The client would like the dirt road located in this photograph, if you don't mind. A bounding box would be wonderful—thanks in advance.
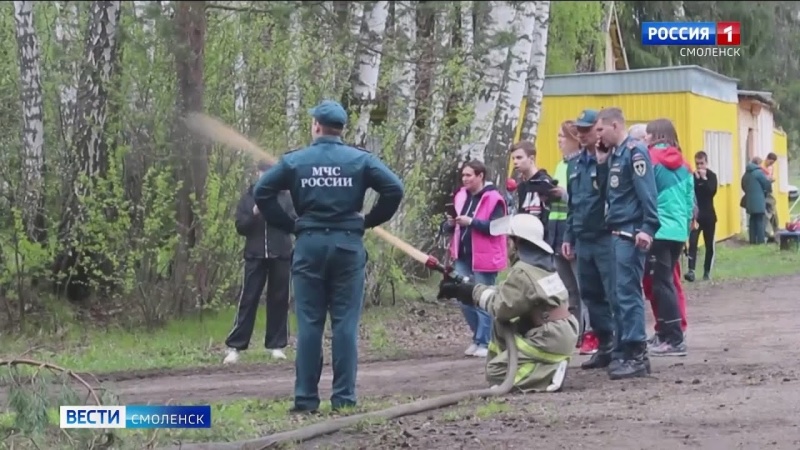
[7,274,800,449]
[106,274,800,449]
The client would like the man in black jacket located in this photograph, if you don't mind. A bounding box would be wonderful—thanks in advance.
[224,160,298,364]
[685,151,718,282]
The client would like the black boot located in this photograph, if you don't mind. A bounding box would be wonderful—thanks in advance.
[580,332,613,370]
[608,342,650,380]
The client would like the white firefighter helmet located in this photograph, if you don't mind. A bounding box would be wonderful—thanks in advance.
[489,214,553,254]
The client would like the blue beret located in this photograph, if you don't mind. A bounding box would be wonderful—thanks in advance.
[308,100,348,128]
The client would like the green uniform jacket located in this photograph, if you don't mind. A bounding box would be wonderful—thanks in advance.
[472,261,579,393]
[741,162,772,214]
[649,143,695,242]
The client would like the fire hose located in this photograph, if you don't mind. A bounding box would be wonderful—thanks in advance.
[161,114,522,450]
[163,247,520,450]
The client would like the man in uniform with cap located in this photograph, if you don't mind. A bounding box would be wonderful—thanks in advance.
[254,99,404,413]
[437,213,579,393]
[562,109,619,371]
[595,107,659,380]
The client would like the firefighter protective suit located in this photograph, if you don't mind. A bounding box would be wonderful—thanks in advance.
[438,214,580,393]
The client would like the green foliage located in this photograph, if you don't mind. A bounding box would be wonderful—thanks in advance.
[547,2,605,74]
[618,1,800,159]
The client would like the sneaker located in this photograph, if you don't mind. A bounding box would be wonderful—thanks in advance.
[647,334,661,348]
[546,360,569,392]
[464,343,479,356]
[223,347,240,364]
[269,349,287,360]
[473,347,488,358]
[579,332,598,355]
[684,270,696,282]
[650,341,687,357]
[702,273,710,281]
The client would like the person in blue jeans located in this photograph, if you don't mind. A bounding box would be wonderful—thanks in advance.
[452,260,498,356]
[442,160,508,357]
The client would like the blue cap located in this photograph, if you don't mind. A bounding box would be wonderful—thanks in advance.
[308,100,348,128]
[575,109,599,128]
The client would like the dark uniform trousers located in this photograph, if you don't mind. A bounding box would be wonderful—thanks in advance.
[293,228,367,411]
[226,257,291,351]
[611,224,648,344]
[575,234,621,358]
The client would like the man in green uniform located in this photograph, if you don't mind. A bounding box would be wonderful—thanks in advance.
[437,214,579,393]
[254,100,404,413]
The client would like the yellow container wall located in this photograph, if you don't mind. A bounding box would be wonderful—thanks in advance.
[773,129,790,224]
[685,94,740,240]
[514,92,740,242]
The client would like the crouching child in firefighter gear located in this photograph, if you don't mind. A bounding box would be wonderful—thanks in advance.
[437,214,579,393]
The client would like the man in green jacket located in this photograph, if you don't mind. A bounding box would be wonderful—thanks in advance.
[741,156,772,244]
[642,120,694,357]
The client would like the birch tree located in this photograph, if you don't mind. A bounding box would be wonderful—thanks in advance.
[520,1,551,143]
[54,0,122,299]
[285,6,302,145]
[485,2,537,183]
[352,0,389,148]
[426,7,454,156]
[388,0,418,162]
[458,1,516,163]
[13,0,46,242]
[53,1,80,147]
[335,1,365,98]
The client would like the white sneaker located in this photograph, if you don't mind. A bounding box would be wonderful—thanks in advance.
[223,348,240,364]
[464,344,479,356]
[269,349,287,360]
[472,347,488,358]
[546,360,569,392]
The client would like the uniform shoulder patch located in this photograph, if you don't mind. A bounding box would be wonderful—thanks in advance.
[537,273,566,298]
[632,150,648,176]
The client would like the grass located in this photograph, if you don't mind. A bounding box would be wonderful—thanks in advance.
[2,239,798,375]
[0,396,404,449]
[0,302,417,375]
[684,238,800,281]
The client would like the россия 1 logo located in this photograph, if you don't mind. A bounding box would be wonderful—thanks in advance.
[641,21,741,57]
[641,22,740,45]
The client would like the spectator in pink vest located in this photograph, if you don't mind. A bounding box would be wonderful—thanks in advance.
[441,160,508,357]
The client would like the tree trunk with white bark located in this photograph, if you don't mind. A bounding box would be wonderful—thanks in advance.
[485,2,536,184]
[388,0,418,167]
[457,1,516,166]
[520,1,551,143]
[54,0,122,301]
[285,5,302,147]
[13,0,46,242]
[352,0,389,148]
[335,1,365,99]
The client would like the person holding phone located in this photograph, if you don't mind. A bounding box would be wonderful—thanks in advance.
[563,110,617,372]
[440,160,508,358]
